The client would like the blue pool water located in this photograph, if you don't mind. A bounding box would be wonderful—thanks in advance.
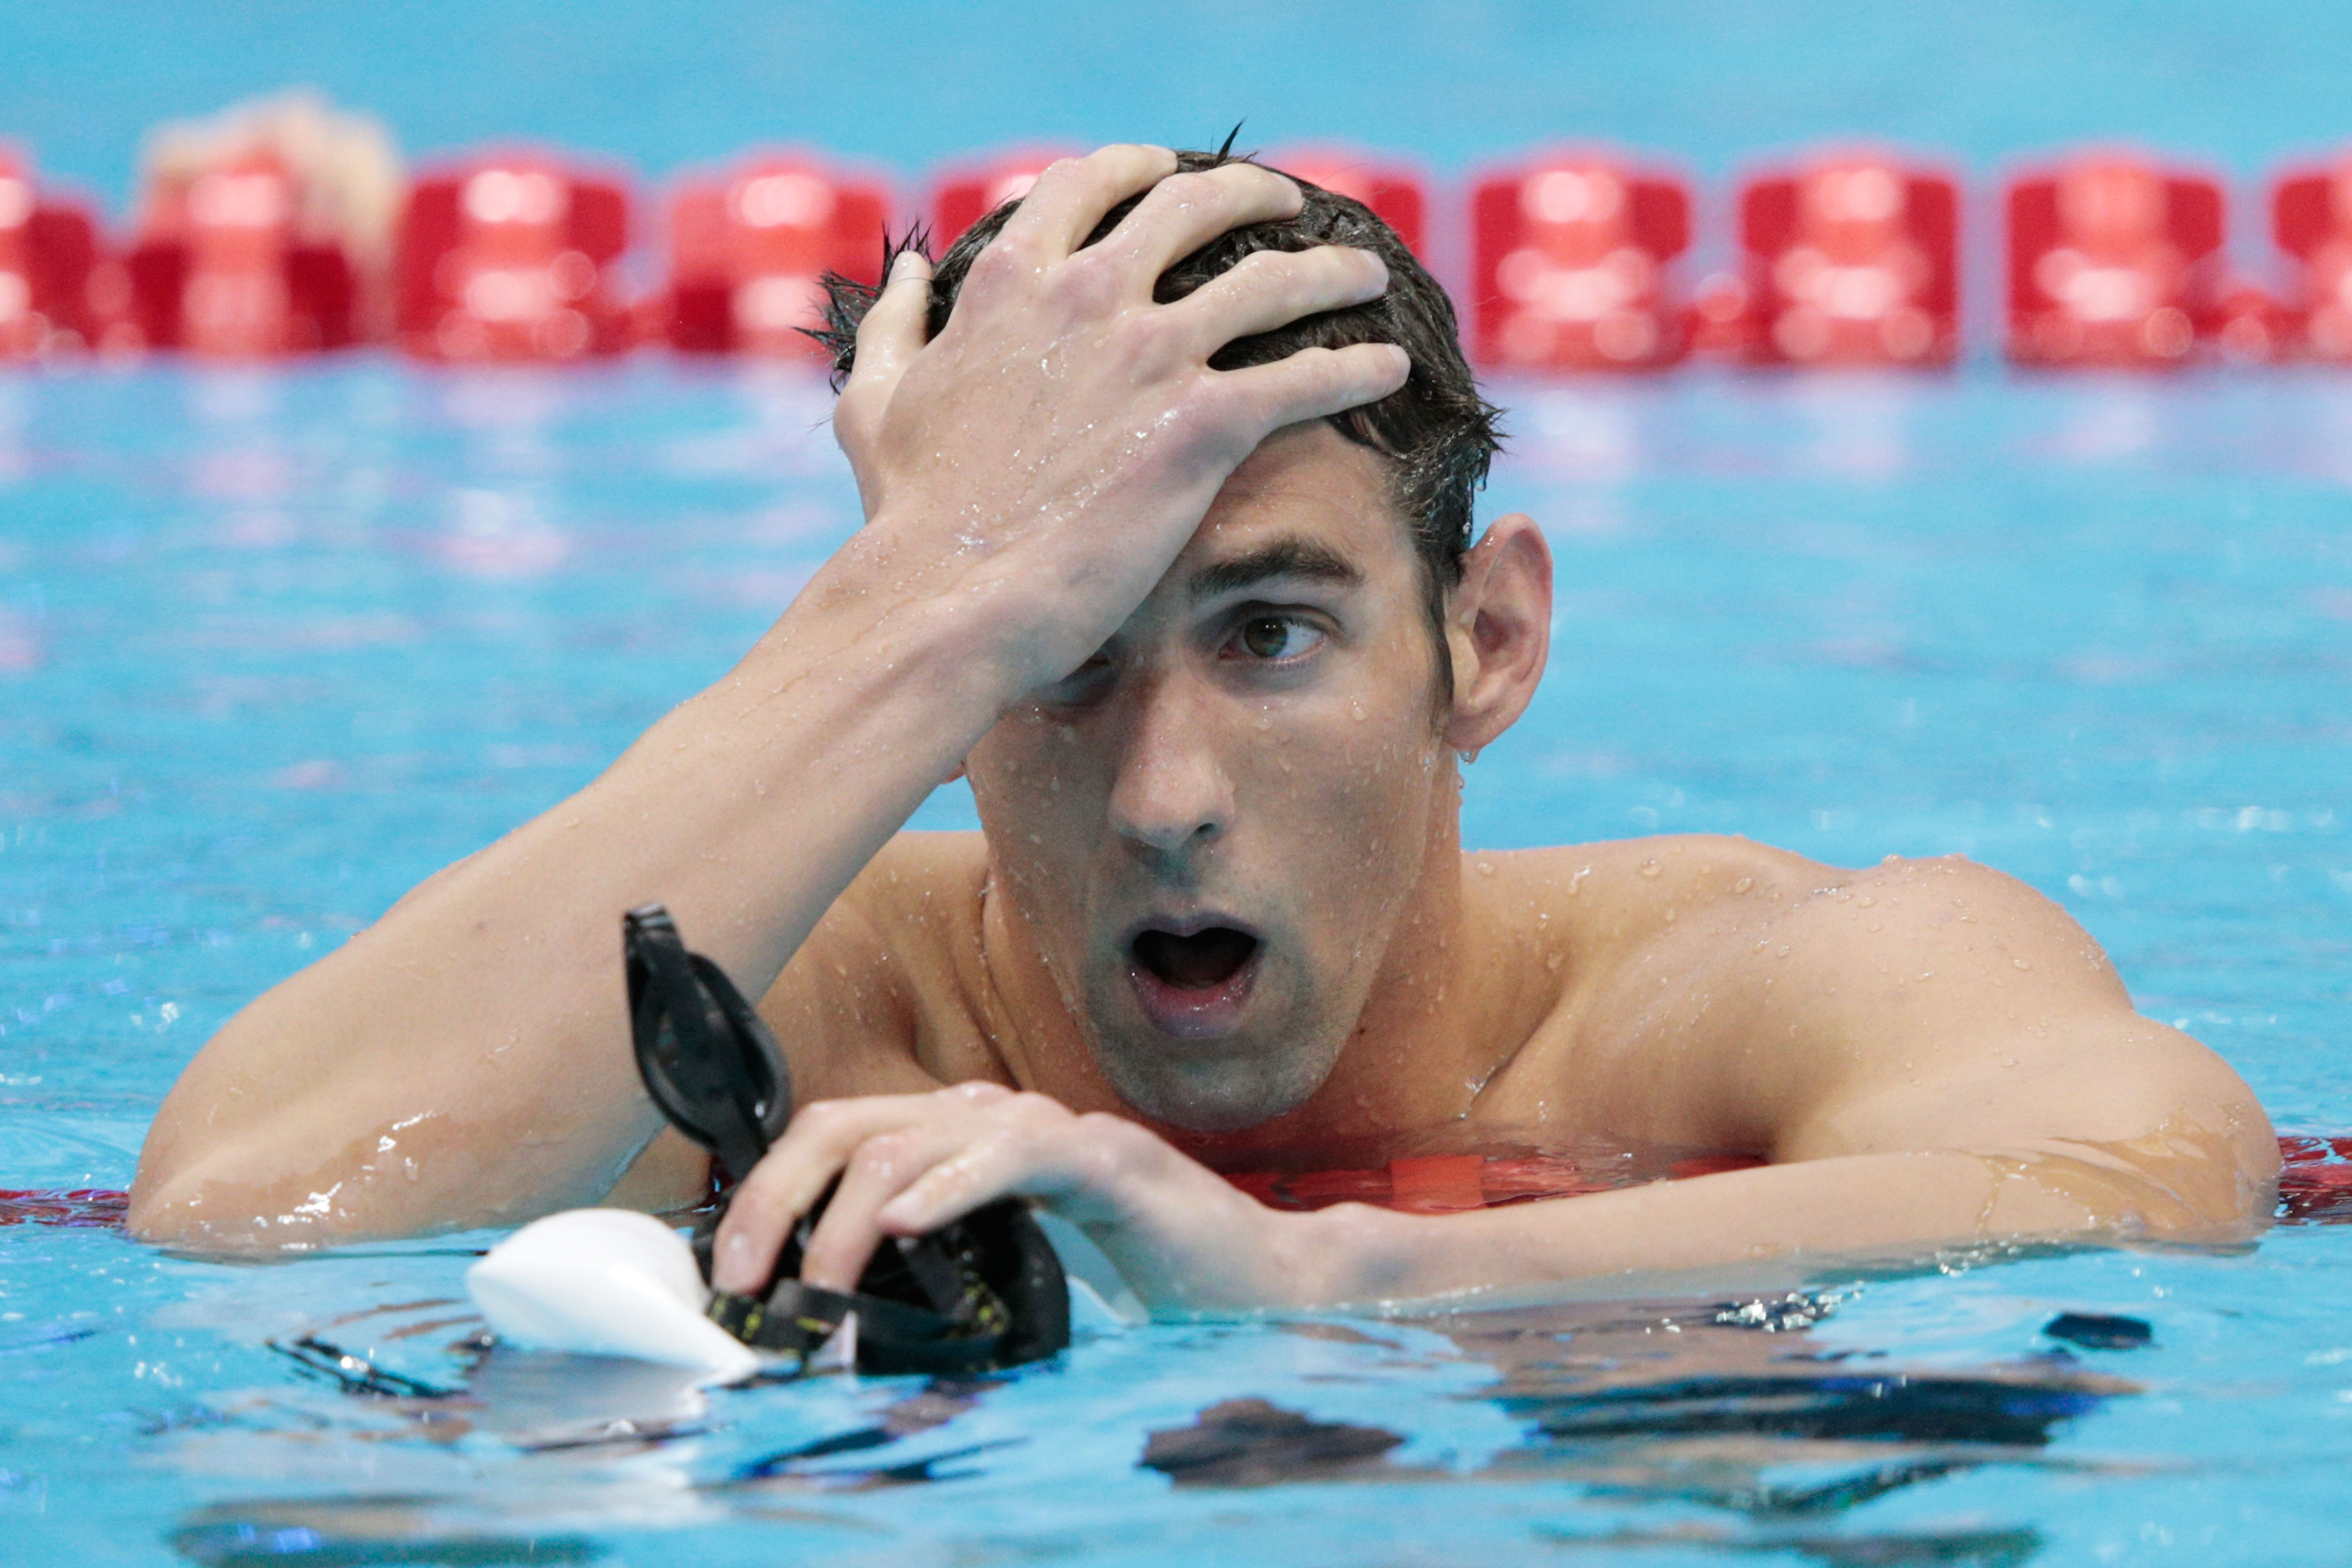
[4,359,2352,1564]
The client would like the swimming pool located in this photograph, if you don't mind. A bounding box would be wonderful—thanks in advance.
[4,359,2349,1563]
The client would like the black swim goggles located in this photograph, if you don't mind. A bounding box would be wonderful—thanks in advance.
[624,903,1068,1376]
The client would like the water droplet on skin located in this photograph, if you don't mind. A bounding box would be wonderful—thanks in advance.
[1664,907,1677,923]
[2013,958,2030,970]
[1476,860,1495,877]
[1867,921,1881,932]
[1858,896,1876,908]
[1733,877,1754,894]
[2001,1057,2019,1068]
[1567,867,1591,896]
[1639,859,1661,878]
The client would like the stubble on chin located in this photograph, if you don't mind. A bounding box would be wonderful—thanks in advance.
[1081,989,1350,1134]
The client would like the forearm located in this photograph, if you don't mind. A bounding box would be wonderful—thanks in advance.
[1292,1146,2257,1311]
[131,552,1017,1247]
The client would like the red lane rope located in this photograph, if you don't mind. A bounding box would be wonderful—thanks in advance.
[7,1137,2346,1231]
[0,1188,131,1229]
[1229,1137,2352,1223]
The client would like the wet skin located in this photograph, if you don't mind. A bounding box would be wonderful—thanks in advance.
[130,146,2277,1310]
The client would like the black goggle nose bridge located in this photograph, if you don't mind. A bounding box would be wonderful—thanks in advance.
[624,903,790,1186]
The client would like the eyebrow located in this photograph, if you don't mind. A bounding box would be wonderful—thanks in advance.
[1187,537,1364,602]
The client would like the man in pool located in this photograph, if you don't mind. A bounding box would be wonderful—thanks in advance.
[130,146,2277,1309]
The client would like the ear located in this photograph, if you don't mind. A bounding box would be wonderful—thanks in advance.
[1441,514,1552,755]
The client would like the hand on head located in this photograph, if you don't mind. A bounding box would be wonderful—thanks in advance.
[825,145,1411,699]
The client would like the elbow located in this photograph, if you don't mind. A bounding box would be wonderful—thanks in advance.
[125,1162,218,1248]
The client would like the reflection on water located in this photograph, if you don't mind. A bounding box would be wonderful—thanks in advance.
[152,1282,2145,1566]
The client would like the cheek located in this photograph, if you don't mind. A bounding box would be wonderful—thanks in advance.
[967,720,1102,882]
[1240,689,1442,883]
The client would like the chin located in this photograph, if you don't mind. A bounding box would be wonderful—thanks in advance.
[1084,1007,1348,1134]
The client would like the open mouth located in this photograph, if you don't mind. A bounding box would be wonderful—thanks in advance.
[1125,922,1263,1039]
[1132,926,1260,990]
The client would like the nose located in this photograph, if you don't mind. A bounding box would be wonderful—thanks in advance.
[1105,667,1234,862]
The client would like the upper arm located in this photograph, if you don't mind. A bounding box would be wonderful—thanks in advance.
[1735,856,2277,1225]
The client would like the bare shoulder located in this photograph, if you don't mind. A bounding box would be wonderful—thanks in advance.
[1483,838,2275,1206]
[757,832,1000,1099]
[1490,833,2112,994]
[1480,833,1826,956]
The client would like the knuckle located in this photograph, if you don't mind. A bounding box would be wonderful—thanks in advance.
[726,1176,784,1223]
[965,239,1028,291]
[1009,1090,1069,1126]
[1053,251,1123,312]
[1153,168,1210,200]
[1074,1110,1141,1153]
[795,1098,850,1135]
[1119,309,1186,366]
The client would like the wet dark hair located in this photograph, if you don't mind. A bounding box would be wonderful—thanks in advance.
[812,146,1504,657]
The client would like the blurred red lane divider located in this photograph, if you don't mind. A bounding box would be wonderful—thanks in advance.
[395,152,632,363]
[8,1135,2342,1231]
[2005,152,2227,370]
[1470,151,1694,372]
[0,146,103,358]
[22,124,2352,371]
[1725,152,1960,369]
[661,150,888,359]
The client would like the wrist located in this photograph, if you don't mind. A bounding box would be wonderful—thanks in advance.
[1279,1201,1417,1310]
[774,514,1050,708]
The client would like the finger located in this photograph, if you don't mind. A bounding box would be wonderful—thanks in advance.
[797,1115,1019,1290]
[709,1082,1009,1294]
[1214,341,1413,435]
[1100,162,1305,278]
[846,247,934,395]
[834,248,934,474]
[996,144,1177,259]
[870,1128,1057,1240]
[1171,245,1390,352]
[794,1127,939,1290]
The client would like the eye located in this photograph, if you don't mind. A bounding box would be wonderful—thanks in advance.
[1230,614,1326,662]
[1036,646,1117,707]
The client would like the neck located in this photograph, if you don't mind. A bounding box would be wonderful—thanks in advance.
[975,773,1525,1170]
[1162,786,1499,1168]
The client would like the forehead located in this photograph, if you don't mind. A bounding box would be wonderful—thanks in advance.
[1174,422,1416,583]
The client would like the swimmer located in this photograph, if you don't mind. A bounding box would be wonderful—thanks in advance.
[129,146,2278,1309]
